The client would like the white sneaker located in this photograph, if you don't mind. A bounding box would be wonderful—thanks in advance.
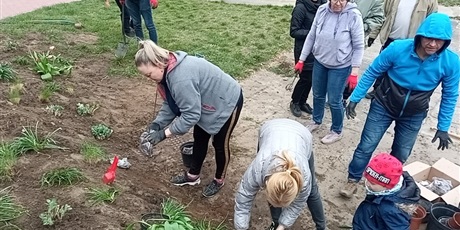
[306,121,321,132]
[321,131,343,144]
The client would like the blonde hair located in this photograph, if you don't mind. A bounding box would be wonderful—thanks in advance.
[265,151,303,207]
[135,40,170,68]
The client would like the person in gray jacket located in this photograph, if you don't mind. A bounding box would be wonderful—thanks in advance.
[136,40,243,197]
[234,118,325,230]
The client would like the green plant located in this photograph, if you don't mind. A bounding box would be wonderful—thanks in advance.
[80,142,106,164]
[40,167,85,186]
[3,40,18,51]
[12,123,63,154]
[8,83,23,105]
[76,103,99,116]
[29,50,73,81]
[0,187,26,222]
[39,81,61,102]
[91,124,113,140]
[193,219,227,230]
[87,187,119,204]
[39,198,72,226]
[12,55,31,66]
[0,143,20,181]
[46,104,64,117]
[141,199,194,230]
[0,63,17,82]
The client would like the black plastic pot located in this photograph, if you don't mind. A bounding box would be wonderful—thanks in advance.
[426,202,460,230]
[418,198,433,223]
[180,141,194,168]
[140,213,169,230]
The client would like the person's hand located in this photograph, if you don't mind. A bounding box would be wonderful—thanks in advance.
[147,129,166,145]
[431,130,453,150]
[294,61,304,73]
[147,122,160,133]
[150,0,158,9]
[346,102,358,119]
[347,74,358,91]
[139,131,154,157]
[368,38,375,47]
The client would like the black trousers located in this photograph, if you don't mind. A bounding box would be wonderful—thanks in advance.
[291,70,313,104]
[189,92,243,179]
[115,0,133,33]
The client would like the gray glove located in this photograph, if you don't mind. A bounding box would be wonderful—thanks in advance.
[139,131,154,157]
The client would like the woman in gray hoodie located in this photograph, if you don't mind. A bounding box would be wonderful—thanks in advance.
[136,40,243,198]
[294,0,364,144]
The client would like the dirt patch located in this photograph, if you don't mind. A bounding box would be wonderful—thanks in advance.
[65,33,99,45]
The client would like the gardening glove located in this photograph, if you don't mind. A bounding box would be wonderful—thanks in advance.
[347,74,358,91]
[139,131,155,157]
[147,129,166,146]
[346,101,358,119]
[294,61,304,73]
[150,0,159,9]
[431,130,453,150]
[368,38,375,47]
[147,122,160,133]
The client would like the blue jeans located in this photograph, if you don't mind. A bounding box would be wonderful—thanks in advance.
[269,153,326,230]
[125,0,158,43]
[312,60,351,133]
[348,100,427,181]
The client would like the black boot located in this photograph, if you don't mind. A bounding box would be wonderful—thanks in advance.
[299,103,313,114]
[267,222,279,230]
[290,102,302,117]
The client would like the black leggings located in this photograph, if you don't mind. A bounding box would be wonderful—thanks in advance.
[291,70,313,104]
[189,92,243,179]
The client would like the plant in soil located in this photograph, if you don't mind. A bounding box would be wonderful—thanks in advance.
[0,187,26,223]
[3,40,18,51]
[87,187,119,205]
[0,62,17,82]
[140,199,194,230]
[193,219,227,230]
[80,142,106,164]
[91,124,113,140]
[39,81,61,102]
[39,198,72,226]
[12,55,31,66]
[8,83,23,104]
[12,123,63,154]
[46,104,65,117]
[76,103,99,116]
[40,167,85,187]
[29,50,73,81]
[0,142,20,181]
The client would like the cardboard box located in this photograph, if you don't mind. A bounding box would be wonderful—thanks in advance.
[403,158,460,206]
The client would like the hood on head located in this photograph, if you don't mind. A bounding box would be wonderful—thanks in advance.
[415,13,452,54]
[327,1,357,13]
[386,172,421,204]
[296,0,327,11]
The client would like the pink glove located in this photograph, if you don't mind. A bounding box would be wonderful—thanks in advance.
[294,61,304,73]
[347,74,358,90]
[150,0,158,9]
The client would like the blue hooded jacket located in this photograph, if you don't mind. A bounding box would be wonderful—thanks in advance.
[352,172,421,230]
[350,13,460,131]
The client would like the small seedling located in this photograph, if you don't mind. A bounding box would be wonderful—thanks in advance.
[80,142,106,164]
[12,123,63,154]
[8,83,23,104]
[0,62,17,82]
[3,40,18,51]
[76,103,99,116]
[0,187,26,222]
[29,50,73,81]
[0,142,20,181]
[91,124,113,140]
[39,81,60,102]
[46,105,64,117]
[12,56,31,66]
[193,219,227,230]
[40,167,85,187]
[39,198,72,226]
[87,187,119,204]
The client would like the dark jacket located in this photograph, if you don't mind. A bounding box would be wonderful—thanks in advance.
[349,13,459,131]
[352,172,421,230]
[290,0,326,71]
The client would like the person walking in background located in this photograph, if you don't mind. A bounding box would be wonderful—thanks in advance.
[294,0,364,144]
[340,13,459,198]
[234,118,325,230]
[121,0,158,43]
[136,40,243,197]
[289,0,327,117]
[342,0,384,107]
[352,153,421,230]
[364,0,438,99]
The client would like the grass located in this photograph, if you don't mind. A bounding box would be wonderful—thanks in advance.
[438,0,459,6]
[0,143,20,181]
[0,187,26,223]
[0,63,17,82]
[40,167,85,186]
[87,187,119,205]
[0,0,292,79]
[12,123,63,154]
[80,142,106,164]
[39,81,61,102]
[8,83,23,104]
[12,56,31,66]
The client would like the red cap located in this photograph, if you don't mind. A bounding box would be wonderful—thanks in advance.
[364,153,403,189]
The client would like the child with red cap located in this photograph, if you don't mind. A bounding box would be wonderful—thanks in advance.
[352,153,421,229]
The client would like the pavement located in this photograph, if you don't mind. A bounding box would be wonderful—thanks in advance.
[0,0,80,20]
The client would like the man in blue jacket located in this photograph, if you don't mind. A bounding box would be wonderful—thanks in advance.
[340,13,460,198]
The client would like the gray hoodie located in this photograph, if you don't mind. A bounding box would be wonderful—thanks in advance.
[299,2,365,69]
[153,51,241,135]
[234,118,313,229]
